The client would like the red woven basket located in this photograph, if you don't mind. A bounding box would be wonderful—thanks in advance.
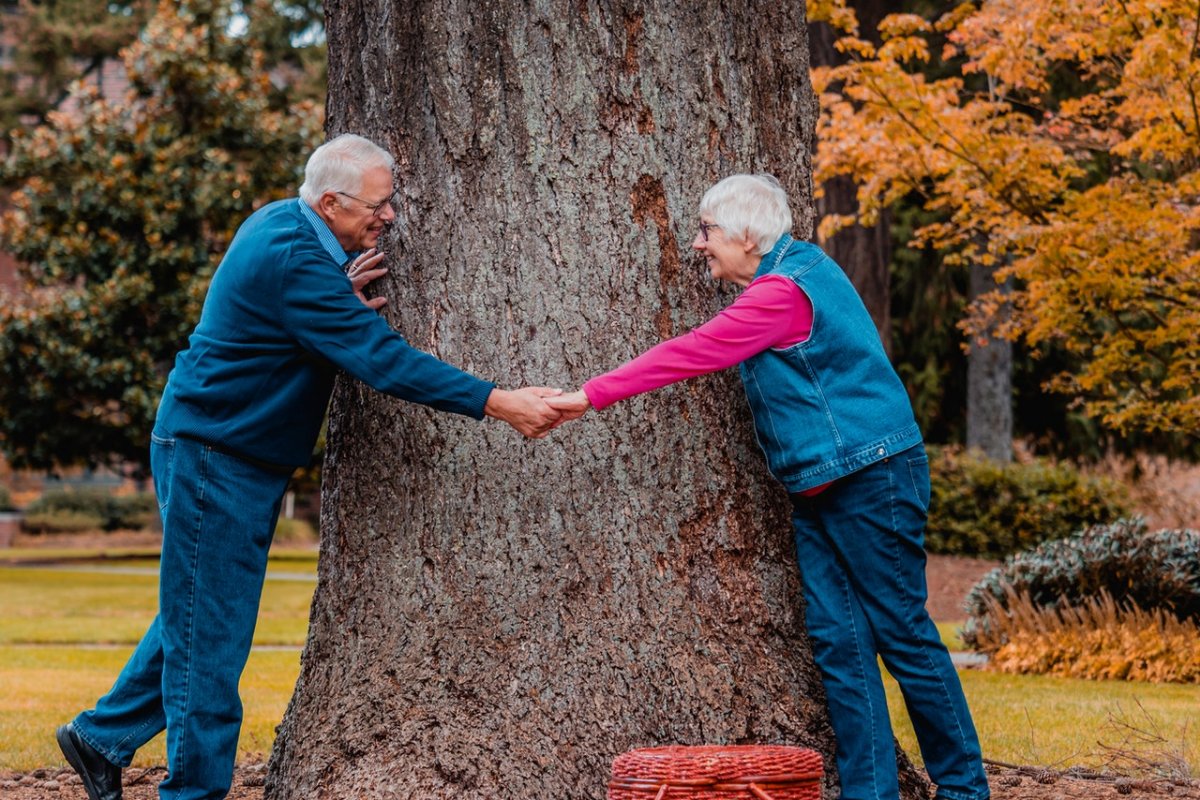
[608,745,823,800]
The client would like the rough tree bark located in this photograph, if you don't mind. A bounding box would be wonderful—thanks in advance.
[267,2,931,798]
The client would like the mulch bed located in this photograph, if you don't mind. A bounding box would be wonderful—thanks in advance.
[4,761,1198,799]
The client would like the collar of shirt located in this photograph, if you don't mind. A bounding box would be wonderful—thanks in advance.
[297,198,353,266]
[753,232,795,281]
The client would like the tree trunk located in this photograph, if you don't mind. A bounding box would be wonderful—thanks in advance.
[267,2,929,798]
[966,260,1013,462]
[814,174,893,351]
[809,1,894,352]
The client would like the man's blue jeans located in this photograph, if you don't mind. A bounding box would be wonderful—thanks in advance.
[72,432,291,799]
[790,445,989,800]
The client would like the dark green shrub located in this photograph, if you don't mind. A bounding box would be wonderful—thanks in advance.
[926,445,1130,557]
[111,493,159,531]
[22,489,158,532]
[962,518,1200,650]
[21,510,105,534]
[0,484,13,511]
[24,489,115,526]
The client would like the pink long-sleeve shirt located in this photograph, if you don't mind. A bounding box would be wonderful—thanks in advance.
[583,275,833,496]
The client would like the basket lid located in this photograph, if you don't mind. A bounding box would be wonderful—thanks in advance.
[612,745,823,783]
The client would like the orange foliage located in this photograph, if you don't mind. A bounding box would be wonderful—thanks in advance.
[811,0,1200,437]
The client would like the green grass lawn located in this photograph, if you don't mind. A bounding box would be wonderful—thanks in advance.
[0,553,315,770]
[936,620,965,651]
[0,644,299,769]
[885,668,1200,777]
[1,550,1197,778]
[0,560,316,646]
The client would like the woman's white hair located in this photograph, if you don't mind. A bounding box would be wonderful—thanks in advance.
[298,133,395,205]
[699,173,792,255]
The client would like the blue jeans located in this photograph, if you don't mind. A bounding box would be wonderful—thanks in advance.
[790,445,988,800]
[72,432,291,799]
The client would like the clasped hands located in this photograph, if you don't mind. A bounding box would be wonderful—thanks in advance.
[485,388,590,439]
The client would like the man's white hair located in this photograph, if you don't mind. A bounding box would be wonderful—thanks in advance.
[699,173,792,255]
[298,133,395,205]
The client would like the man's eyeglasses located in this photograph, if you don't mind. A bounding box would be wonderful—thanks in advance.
[336,189,398,217]
[698,221,721,241]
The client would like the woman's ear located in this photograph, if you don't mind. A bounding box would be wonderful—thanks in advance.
[741,232,758,254]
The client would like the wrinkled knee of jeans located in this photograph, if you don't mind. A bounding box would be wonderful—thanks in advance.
[806,623,871,668]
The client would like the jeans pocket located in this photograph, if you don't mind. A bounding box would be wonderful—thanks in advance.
[150,433,176,512]
[906,454,931,514]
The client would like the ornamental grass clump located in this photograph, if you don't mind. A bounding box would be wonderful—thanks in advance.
[962,518,1200,682]
[969,588,1200,683]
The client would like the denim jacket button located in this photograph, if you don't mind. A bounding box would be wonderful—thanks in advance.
[877,447,885,455]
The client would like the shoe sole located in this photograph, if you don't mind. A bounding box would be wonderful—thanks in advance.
[55,725,109,800]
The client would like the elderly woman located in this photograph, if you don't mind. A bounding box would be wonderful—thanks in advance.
[549,174,990,800]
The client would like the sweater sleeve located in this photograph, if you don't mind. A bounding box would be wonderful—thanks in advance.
[583,275,813,410]
[280,253,495,419]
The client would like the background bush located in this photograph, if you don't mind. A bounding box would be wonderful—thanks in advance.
[962,518,1200,650]
[21,489,158,534]
[926,445,1130,557]
[21,510,106,534]
[109,493,159,531]
[0,484,13,511]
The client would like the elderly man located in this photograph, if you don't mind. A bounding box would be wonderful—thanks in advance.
[55,133,561,800]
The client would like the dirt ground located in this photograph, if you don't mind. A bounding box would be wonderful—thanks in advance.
[3,554,1196,799]
[3,761,1199,799]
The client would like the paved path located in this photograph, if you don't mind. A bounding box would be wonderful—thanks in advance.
[8,641,303,651]
[950,651,988,668]
[3,563,315,581]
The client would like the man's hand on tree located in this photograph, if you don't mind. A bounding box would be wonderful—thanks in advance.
[347,248,389,310]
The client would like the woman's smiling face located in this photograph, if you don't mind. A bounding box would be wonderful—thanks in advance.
[691,216,761,287]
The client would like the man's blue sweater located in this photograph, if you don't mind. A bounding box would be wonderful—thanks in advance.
[155,199,495,468]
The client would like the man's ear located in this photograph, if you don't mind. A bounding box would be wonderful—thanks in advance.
[318,192,341,217]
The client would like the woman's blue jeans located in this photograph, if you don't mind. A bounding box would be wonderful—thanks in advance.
[71,432,291,799]
[790,445,989,800]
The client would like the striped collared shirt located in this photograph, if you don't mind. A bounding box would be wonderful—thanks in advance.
[297,198,352,266]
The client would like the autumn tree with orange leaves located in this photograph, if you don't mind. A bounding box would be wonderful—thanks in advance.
[811,0,1200,439]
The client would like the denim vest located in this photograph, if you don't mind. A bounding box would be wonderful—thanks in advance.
[739,235,922,492]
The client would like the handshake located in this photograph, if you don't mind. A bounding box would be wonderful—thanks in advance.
[484,387,593,439]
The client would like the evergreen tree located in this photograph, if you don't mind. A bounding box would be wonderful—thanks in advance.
[0,0,323,473]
